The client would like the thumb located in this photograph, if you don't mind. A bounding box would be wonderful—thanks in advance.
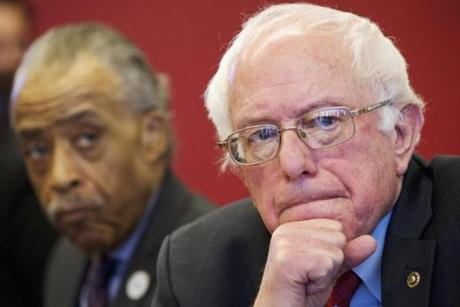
[344,235,377,268]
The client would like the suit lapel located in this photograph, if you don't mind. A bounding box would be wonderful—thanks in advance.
[46,239,88,307]
[382,157,435,307]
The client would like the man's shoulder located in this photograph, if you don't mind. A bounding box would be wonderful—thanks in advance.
[155,199,269,306]
[182,198,258,225]
[153,171,215,232]
[428,154,460,177]
[427,154,460,201]
[165,198,269,262]
[171,198,267,243]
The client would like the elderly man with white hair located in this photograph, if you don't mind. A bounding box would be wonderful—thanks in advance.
[152,3,460,307]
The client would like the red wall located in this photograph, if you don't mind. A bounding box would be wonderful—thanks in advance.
[28,0,460,205]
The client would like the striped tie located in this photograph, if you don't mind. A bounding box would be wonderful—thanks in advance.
[86,256,117,307]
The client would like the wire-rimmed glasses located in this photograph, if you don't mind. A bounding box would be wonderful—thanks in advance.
[218,99,392,166]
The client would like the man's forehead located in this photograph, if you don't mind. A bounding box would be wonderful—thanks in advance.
[15,52,122,109]
[15,96,109,131]
[20,52,119,96]
[241,35,350,80]
[13,64,126,132]
[229,36,363,122]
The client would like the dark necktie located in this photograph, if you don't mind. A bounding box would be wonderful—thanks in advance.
[325,270,361,307]
[86,256,117,307]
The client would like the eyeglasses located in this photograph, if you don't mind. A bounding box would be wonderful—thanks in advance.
[218,99,392,166]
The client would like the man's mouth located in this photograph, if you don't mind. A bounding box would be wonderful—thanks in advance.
[46,194,104,225]
[54,205,101,225]
[279,191,347,212]
[278,195,349,224]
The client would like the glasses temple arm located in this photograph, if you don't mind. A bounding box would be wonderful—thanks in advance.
[350,99,393,116]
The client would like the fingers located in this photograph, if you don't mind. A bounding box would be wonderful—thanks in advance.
[272,219,347,249]
[254,219,349,307]
[254,219,377,307]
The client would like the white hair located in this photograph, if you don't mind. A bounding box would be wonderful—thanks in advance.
[205,3,424,166]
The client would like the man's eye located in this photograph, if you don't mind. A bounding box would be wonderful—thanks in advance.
[314,115,339,129]
[249,127,278,142]
[75,132,99,148]
[302,114,341,131]
[25,142,49,160]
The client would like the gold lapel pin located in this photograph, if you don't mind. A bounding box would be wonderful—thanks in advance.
[406,271,421,288]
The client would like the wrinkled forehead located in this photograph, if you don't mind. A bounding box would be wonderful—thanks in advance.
[11,52,126,130]
[235,32,353,87]
[228,34,368,118]
[14,52,122,113]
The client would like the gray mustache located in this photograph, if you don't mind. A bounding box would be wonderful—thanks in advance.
[46,194,104,224]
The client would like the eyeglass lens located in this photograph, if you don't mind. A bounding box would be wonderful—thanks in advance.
[228,107,355,165]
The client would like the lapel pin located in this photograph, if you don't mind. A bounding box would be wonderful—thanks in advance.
[126,270,150,300]
[406,271,421,288]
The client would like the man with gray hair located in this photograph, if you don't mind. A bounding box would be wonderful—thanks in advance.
[10,23,214,307]
[153,3,460,307]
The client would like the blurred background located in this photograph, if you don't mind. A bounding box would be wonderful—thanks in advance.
[27,0,460,205]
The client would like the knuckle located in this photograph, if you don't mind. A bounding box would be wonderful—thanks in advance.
[318,256,335,275]
[269,237,294,264]
[307,255,335,285]
[272,248,292,265]
[330,220,343,231]
[335,231,347,247]
[334,248,345,265]
[272,223,293,237]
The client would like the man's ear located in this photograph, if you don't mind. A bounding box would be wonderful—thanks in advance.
[140,110,170,163]
[393,104,424,176]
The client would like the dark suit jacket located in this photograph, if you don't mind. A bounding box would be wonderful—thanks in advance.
[153,155,460,307]
[0,107,57,307]
[44,171,214,307]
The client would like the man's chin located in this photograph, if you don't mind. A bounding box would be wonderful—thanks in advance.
[68,231,113,254]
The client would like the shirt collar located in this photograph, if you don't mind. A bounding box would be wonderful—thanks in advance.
[352,210,393,302]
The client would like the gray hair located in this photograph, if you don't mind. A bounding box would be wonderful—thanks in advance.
[11,22,169,114]
[205,3,424,161]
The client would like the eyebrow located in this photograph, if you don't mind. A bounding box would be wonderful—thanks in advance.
[54,109,102,127]
[18,128,45,140]
[235,97,344,129]
[18,110,102,140]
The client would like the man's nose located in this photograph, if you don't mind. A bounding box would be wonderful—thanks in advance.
[277,129,318,180]
[48,143,81,194]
